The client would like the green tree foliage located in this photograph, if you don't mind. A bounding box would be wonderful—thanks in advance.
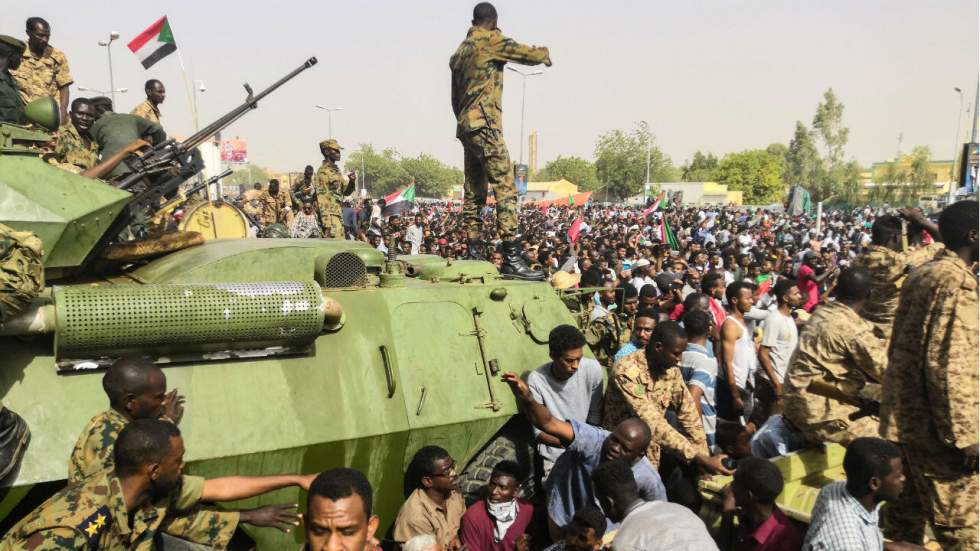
[813,89,850,167]
[681,151,720,182]
[224,163,272,187]
[532,155,599,190]
[870,146,937,206]
[344,145,462,197]
[594,124,677,199]
[785,121,825,196]
[715,149,786,203]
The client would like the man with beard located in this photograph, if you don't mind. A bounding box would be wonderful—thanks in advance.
[1,419,314,549]
[613,308,657,363]
[9,17,72,123]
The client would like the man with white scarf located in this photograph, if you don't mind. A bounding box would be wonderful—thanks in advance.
[459,461,533,551]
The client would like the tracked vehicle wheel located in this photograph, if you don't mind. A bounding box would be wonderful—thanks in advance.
[458,416,540,505]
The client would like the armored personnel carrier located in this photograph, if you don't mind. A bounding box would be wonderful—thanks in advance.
[0,58,571,549]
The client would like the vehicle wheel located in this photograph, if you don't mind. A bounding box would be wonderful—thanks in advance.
[457,416,540,505]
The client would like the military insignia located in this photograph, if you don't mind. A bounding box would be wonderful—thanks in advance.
[625,365,641,379]
[78,505,111,544]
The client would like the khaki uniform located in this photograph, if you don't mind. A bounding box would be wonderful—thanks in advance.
[450,26,550,240]
[782,301,886,445]
[315,161,351,239]
[851,242,943,336]
[880,249,979,549]
[9,45,72,105]
[52,122,98,172]
[257,190,292,227]
[0,471,237,550]
[65,408,239,547]
[130,99,161,125]
[603,350,708,467]
[585,306,624,369]
[0,223,44,322]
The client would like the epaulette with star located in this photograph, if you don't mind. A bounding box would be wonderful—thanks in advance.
[77,505,111,544]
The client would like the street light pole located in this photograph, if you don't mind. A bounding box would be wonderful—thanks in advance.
[97,32,120,107]
[192,80,206,131]
[314,105,345,138]
[506,67,543,165]
[78,85,128,96]
[949,87,965,202]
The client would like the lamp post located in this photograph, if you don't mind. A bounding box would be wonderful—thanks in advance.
[77,85,128,96]
[314,105,344,138]
[96,31,121,107]
[506,66,543,165]
[192,80,206,131]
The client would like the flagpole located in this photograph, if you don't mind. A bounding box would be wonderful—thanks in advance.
[175,48,198,132]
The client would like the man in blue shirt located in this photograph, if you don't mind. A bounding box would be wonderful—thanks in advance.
[501,372,666,539]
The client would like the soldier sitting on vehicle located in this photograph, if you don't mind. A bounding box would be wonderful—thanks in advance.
[2,419,315,549]
[87,95,167,180]
[47,97,150,179]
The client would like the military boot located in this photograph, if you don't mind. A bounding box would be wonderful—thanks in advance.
[465,239,487,261]
[0,408,30,481]
[500,240,546,281]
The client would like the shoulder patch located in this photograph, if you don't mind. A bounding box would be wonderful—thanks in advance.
[78,505,112,544]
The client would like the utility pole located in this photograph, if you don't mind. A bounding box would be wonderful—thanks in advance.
[97,31,120,107]
[506,67,543,164]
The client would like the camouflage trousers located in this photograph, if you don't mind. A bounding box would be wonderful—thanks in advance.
[885,445,979,550]
[0,223,44,322]
[316,200,344,239]
[459,128,518,240]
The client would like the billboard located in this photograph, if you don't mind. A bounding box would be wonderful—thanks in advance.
[220,138,248,163]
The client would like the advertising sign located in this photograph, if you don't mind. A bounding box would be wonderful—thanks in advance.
[220,138,248,163]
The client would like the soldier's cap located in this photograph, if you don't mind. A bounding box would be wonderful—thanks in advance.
[0,35,26,56]
[319,138,343,151]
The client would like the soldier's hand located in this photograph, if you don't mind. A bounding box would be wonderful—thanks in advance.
[240,504,301,533]
[696,453,735,476]
[961,444,979,472]
[501,372,533,402]
[162,389,185,425]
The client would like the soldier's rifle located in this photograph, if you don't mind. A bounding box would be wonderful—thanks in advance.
[80,57,318,271]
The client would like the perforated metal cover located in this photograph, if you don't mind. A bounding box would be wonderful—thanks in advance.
[54,281,324,359]
[320,252,368,288]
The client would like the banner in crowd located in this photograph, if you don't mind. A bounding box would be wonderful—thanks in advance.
[383,182,416,216]
[219,138,249,163]
[527,191,593,208]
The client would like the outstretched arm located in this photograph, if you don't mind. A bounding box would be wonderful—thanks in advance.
[501,372,574,443]
[201,473,317,502]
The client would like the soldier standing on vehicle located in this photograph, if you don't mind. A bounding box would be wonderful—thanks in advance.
[450,2,551,279]
[131,79,165,125]
[292,165,318,208]
[0,35,25,124]
[9,17,72,124]
[316,139,356,239]
[880,200,979,549]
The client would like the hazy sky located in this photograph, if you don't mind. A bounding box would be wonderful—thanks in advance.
[4,1,977,174]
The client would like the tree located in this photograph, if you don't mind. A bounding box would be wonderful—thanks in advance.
[532,155,600,190]
[224,163,272,188]
[681,151,719,182]
[813,89,850,167]
[400,154,463,197]
[594,124,677,199]
[715,149,785,204]
[344,145,410,196]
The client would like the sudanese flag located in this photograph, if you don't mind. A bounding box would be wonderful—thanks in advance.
[128,16,177,69]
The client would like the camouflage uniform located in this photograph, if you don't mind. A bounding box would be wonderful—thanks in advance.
[0,470,237,550]
[782,301,887,446]
[315,159,352,239]
[603,350,708,467]
[851,242,943,337]
[585,306,624,369]
[0,223,44,322]
[450,26,550,240]
[575,300,594,331]
[130,99,161,125]
[0,69,24,124]
[52,122,98,172]
[880,249,979,549]
[65,408,239,548]
[257,190,292,227]
[9,44,72,106]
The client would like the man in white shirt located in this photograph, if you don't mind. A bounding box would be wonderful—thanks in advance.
[756,279,801,421]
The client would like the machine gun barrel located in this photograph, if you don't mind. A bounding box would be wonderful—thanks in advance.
[154,169,234,215]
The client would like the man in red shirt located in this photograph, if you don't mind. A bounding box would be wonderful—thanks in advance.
[797,252,836,312]
[718,457,802,551]
[459,461,533,551]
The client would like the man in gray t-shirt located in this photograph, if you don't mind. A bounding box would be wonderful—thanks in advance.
[527,325,604,473]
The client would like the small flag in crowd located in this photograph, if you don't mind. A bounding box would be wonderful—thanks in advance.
[642,191,667,217]
[659,217,680,250]
[568,218,583,243]
[382,182,416,217]
[128,16,177,69]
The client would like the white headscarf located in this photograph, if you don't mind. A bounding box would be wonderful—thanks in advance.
[486,499,519,543]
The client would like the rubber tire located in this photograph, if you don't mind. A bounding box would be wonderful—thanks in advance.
[457,416,540,506]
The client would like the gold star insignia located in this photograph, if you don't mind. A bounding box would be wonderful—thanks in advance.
[85,522,98,536]
[95,513,106,528]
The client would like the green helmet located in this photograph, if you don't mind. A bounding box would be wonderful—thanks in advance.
[260,223,290,238]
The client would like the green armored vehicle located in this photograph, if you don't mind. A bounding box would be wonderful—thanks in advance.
[0,59,570,549]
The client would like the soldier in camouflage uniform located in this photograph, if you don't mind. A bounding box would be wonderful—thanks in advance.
[450,2,550,280]
[880,200,979,549]
[130,79,164,125]
[257,179,293,228]
[850,209,943,339]
[782,267,886,446]
[0,36,25,125]
[51,97,99,172]
[316,139,355,239]
[1,419,313,550]
[585,281,624,369]
[9,18,72,123]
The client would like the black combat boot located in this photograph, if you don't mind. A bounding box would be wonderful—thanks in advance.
[500,240,546,281]
[465,239,487,261]
[0,408,29,481]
